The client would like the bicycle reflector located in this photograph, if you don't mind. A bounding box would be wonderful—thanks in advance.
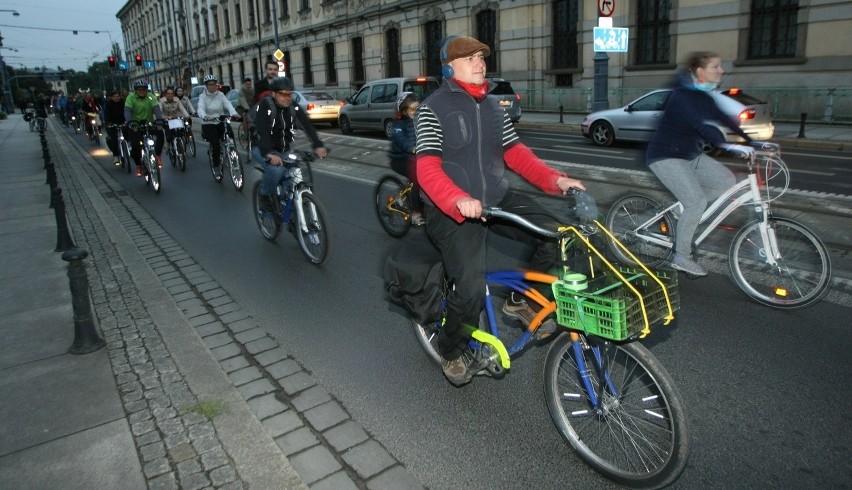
[773,286,789,297]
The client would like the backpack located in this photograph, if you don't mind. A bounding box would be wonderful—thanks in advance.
[383,232,446,324]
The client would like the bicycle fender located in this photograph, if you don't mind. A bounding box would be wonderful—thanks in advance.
[462,325,511,370]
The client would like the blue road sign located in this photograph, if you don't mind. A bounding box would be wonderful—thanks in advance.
[143,60,155,69]
[593,27,629,52]
[118,61,129,71]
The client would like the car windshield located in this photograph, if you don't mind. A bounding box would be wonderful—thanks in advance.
[490,82,515,95]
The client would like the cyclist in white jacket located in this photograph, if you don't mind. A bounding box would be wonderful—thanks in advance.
[197,74,238,168]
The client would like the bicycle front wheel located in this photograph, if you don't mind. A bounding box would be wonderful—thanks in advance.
[544,333,689,488]
[729,216,831,309]
[175,137,186,171]
[294,192,331,265]
[237,124,249,149]
[186,134,196,158]
[147,154,161,194]
[227,146,244,190]
[605,195,673,268]
[374,176,412,238]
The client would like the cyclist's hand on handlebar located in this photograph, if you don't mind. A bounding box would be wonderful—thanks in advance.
[556,176,586,194]
[456,197,483,220]
[266,153,284,166]
[720,143,755,159]
[314,147,328,159]
[203,116,215,122]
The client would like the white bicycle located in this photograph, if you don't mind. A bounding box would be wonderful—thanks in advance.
[605,142,831,309]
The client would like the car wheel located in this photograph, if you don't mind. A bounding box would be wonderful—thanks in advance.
[590,121,615,146]
[384,119,395,139]
[339,115,353,134]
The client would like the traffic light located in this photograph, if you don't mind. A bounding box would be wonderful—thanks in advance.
[108,56,116,68]
[134,54,143,66]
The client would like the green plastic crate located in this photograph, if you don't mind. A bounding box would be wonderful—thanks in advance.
[552,267,679,341]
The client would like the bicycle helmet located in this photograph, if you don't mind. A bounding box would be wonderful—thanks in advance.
[203,74,218,84]
[270,77,294,92]
[395,92,420,115]
[133,79,148,89]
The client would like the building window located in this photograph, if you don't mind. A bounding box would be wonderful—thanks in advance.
[300,0,310,13]
[211,12,217,42]
[223,8,231,37]
[252,58,259,80]
[284,50,291,77]
[748,0,798,59]
[239,60,245,82]
[636,0,671,65]
[386,28,401,78]
[325,42,337,84]
[280,0,289,18]
[235,4,242,33]
[424,20,442,78]
[476,9,497,73]
[302,46,313,85]
[248,2,255,28]
[552,0,579,86]
[352,37,365,83]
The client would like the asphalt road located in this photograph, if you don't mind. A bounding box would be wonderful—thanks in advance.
[75,128,851,489]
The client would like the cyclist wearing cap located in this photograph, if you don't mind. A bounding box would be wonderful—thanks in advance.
[250,76,327,212]
[197,74,239,170]
[124,79,165,176]
[415,35,585,386]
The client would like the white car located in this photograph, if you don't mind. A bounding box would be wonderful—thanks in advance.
[581,88,775,147]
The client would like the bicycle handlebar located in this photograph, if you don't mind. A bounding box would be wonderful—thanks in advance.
[481,188,596,239]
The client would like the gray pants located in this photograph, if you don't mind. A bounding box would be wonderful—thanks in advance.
[649,154,736,255]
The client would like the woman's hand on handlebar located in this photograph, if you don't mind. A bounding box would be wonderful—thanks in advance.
[314,147,328,159]
[556,176,585,194]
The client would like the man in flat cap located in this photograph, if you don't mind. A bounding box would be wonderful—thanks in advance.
[414,35,586,386]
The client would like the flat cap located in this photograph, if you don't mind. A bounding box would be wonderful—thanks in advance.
[443,36,491,63]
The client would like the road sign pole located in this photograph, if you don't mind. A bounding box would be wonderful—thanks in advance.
[592,51,610,112]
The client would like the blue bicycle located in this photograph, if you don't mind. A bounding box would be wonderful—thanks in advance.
[252,150,331,264]
[410,202,689,488]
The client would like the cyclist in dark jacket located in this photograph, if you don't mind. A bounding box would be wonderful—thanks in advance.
[388,91,424,225]
[250,76,327,211]
[103,90,126,166]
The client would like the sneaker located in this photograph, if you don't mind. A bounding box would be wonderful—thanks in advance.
[258,194,275,213]
[502,292,558,339]
[155,155,164,168]
[411,212,426,227]
[113,159,121,167]
[669,253,708,276]
[441,356,472,386]
[135,165,143,177]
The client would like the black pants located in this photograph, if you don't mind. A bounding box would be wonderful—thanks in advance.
[106,125,120,157]
[127,127,164,167]
[424,190,560,360]
[202,124,224,165]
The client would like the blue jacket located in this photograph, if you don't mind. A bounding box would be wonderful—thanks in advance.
[388,118,416,160]
[645,73,750,165]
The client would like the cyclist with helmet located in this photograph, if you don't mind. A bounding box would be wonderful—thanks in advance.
[124,79,165,176]
[250,76,327,212]
[197,74,239,170]
[388,92,425,225]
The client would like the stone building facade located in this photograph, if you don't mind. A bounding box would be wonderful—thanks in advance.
[117,0,851,118]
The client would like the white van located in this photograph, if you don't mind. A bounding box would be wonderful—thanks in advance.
[338,77,440,138]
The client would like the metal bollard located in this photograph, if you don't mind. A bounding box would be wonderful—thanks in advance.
[52,188,77,252]
[559,105,564,124]
[797,113,807,139]
[46,162,57,190]
[62,249,105,355]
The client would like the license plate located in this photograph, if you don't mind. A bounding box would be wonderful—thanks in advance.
[499,100,511,107]
[321,105,337,110]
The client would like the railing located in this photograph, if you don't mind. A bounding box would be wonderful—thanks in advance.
[513,87,852,123]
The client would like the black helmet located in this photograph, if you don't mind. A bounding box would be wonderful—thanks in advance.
[270,77,294,92]
[395,91,420,115]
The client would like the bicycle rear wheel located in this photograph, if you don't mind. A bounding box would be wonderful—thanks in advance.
[729,216,831,309]
[544,333,689,488]
[252,181,280,241]
[237,124,249,149]
[186,134,196,158]
[374,176,412,238]
[605,195,673,268]
[227,145,244,190]
[294,192,331,264]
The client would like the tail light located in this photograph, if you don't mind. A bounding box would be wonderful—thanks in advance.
[515,93,521,102]
[306,103,315,111]
[738,108,756,121]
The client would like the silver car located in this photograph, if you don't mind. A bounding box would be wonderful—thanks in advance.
[293,91,345,127]
[339,77,440,138]
[581,87,775,147]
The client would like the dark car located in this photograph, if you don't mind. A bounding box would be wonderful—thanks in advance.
[580,87,774,147]
[487,78,522,122]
